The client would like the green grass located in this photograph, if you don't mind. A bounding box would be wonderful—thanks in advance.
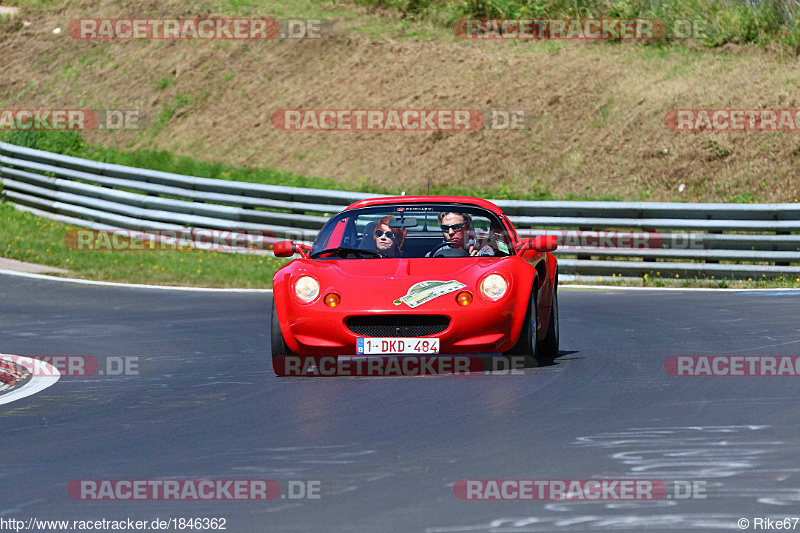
[59,48,111,80]
[0,130,578,200]
[151,94,193,135]
[154,76,178,90]
[0,0,60,7]
[344,0,800,49]
[0,203,289,288]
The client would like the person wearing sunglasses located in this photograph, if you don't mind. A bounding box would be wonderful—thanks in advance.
[427,212,495,257]
[372,216,406,257]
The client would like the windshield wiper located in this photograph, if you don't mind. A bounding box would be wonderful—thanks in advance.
[310,247,382,259]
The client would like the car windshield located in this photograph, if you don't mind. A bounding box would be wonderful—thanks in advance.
[310,204,514,259]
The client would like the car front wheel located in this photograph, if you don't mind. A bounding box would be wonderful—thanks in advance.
[271,301,293,376]
[537,278,559,361]
[503,287,538,368]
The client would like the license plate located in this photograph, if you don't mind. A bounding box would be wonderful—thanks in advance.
[357,338,440,355]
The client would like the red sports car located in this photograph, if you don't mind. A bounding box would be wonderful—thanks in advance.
[271,196,559,376]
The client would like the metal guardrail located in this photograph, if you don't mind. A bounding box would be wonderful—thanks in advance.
[2,141,799,279]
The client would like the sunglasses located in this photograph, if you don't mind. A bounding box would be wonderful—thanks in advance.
[374,230,395,239]
[440,223,465,233]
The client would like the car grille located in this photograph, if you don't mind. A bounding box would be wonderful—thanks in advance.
[346,315,450,337]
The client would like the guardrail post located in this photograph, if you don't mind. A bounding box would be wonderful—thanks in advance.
[577,226,591,262]
[705,230,722,264]
[776,230,791,266]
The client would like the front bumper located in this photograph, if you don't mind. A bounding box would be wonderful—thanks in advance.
[281,303,520,356]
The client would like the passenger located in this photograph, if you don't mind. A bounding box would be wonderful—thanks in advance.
[372,216,406,257]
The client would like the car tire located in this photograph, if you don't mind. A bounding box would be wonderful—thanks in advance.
[537,276,559,361]
[271,300,293,376]
[503,286,538,368]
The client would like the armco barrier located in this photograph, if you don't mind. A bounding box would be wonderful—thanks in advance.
[1,141,799,279]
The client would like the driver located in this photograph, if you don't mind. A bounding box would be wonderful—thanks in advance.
[427,212,495,257]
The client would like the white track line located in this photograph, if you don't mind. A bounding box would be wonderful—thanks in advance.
[559,284,800,292]
[0,355,60,406]
[0,268,272,292]
[1,267,798,293]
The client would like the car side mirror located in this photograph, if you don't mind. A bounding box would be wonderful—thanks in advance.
[273,240,296,257]
[516,236,558,254]
[532,235,558,252]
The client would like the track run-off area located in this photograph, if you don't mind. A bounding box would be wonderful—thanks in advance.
[1,271,799,532]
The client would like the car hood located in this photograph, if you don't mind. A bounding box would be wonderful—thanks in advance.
[275,257,517,295]
[273,255,534,313]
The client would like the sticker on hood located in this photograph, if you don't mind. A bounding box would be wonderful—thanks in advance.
[393,280,467,308]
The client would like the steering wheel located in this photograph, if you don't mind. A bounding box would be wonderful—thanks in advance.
[429,241,469,258]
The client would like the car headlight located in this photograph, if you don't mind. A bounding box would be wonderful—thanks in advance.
[480,274,507,300]
[294,276,320,302]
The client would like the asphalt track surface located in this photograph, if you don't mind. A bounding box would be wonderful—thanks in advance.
[1,273,799,532]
